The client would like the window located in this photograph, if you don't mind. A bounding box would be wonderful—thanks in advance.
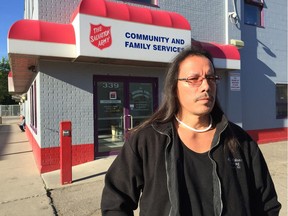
[244,0,264,26]
[276,84,287,119]
[30,81,38,131]
[122,0,157,6]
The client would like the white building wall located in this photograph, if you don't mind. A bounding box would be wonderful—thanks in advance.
[37,0,80,23]
[159,0,227,43]
[24,0,38,19]
[39,61,94,148]
[240,1,287,130]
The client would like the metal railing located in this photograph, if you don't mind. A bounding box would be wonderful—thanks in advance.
[0,105,20,116]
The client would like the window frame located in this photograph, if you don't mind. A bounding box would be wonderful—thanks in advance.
[276,84,288,119]
[120,0,158,6]
[244,0,264,27]
[29,81,38,132]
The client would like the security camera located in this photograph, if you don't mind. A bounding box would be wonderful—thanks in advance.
[28,65,37,73]
[228,12,239,24]
[228,12,237,19]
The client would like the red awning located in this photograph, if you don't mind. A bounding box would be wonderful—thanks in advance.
[193,41,240,70]
[193,41,240,60]
[8,20,75,44]
[70,0,191,30]
[8,20,76,58]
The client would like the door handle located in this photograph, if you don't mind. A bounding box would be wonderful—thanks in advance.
[124,115,133,130]
[129,115,133,130]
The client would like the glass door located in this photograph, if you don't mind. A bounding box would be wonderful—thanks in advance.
[94,75,158,156]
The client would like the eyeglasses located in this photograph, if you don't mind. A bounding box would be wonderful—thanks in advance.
[177,75,220,87]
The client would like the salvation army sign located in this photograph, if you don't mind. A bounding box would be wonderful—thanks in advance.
[73,15,191,63]
[90,24,112,50]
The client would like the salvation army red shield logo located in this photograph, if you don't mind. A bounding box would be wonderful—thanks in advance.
[90,24,112,50]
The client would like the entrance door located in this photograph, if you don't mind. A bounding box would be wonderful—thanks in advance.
[94,75,158,156]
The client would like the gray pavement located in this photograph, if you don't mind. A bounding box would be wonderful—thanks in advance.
[0,116,287,216]
[0,117,54,216]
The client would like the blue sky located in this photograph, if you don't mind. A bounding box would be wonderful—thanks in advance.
[0,0,24,58]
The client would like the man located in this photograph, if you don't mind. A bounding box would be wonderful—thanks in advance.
[101,47,281,215]
[19,115,26,132]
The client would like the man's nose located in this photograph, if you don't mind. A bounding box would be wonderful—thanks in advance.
[200,78,211,91]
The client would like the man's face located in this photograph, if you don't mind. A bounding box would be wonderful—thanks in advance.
[177,55,217,117]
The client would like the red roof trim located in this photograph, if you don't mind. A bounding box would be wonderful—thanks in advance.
[193,41,240,60]
[8,20,76,44]
[71,0,191,30]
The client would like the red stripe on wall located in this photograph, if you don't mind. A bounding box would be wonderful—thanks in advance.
[26,126,287,173]
[26,127,94,173]
[26,127,42,171]
[247,127,288,144]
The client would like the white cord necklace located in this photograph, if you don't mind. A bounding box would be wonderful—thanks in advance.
[175,115,212,133]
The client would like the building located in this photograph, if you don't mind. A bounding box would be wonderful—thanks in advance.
[7,0,287,173]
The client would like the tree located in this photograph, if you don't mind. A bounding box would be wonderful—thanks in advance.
[0,57,16,104]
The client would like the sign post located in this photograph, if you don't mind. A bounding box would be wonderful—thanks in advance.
[60,121,72,185]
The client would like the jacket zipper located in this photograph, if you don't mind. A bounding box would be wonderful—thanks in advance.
[208,123,228,216]
[153,122,228,216]
[152,125,174,216]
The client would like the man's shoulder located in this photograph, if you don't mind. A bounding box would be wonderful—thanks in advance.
[226,121,259,149]
[129,121,172,139]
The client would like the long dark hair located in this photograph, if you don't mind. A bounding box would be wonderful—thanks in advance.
[134,46,223,129]
[131,46,239,153]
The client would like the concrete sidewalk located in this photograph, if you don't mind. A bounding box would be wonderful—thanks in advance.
[0,119,54,216]
[42,156,116,216]
[258,141,287,215]
[0,117,287,216]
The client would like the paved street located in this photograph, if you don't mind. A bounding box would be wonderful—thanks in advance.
[0,116,287,216]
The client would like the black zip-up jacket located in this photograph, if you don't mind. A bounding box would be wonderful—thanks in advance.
[101,115,281,216]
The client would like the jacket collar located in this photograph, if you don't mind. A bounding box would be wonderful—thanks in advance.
[152,121,173,135]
